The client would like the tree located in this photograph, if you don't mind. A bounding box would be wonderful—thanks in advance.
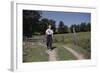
[70,24,77,33]
[75,24,80,32]
[39,18,49,34]
[58,21,65,33]
[87,23,91,31]
[70,22,91,33]
[80,22,87,32]
[63,25,69,33]
[23,10,42,38]
[39,19,56,34]
[49,19,56,33]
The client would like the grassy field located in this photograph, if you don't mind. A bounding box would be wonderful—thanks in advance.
[23,43,48,62]
[53,32,91,59]
[66,44,90,59]
[23,32,91,62]
[53,32,91,52]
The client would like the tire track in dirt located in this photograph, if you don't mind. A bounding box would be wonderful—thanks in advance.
[63,45,85,60]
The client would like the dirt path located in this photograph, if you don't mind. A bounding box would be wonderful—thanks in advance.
[63,45,85,60]
[38,42,58,61]
[46,49,58,61]
[38,42,84,60]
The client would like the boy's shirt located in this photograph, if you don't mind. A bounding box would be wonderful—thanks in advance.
[46,28,53,35]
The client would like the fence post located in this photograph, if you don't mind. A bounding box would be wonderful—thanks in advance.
[73,28,78,45]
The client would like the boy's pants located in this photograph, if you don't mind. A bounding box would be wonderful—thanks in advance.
[46,35,52,50]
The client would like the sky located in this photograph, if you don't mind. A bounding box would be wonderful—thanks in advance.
[41,11,91,27]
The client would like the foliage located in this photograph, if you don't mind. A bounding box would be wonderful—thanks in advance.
[58,21,69,33]
[23,10,42,37]
[70,22,91,33]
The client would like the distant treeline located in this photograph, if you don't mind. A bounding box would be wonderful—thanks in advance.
[23,10,91,38]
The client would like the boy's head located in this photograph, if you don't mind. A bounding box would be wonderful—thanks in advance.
[48,25,52,29]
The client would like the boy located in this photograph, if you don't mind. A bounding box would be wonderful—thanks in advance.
[46,25,53,51]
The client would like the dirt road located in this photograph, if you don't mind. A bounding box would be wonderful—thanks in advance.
[63,45,85,59]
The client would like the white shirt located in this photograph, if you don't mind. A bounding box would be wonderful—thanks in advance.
[46,28,53,35]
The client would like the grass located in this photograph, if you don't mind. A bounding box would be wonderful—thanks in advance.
[53,32,91,52]
[66,44,91,59]
[53,32,91,59]
[53,33,73,44]
[54,43,77,60]
[23,44,48,62]
[77,32,91,52]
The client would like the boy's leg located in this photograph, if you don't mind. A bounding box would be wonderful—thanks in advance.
[49,38,52,50]
[46,35,52,50]
[46,40,49,49]
[47,36,50,50]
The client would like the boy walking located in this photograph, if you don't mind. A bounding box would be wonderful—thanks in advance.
[46,25,53,51]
